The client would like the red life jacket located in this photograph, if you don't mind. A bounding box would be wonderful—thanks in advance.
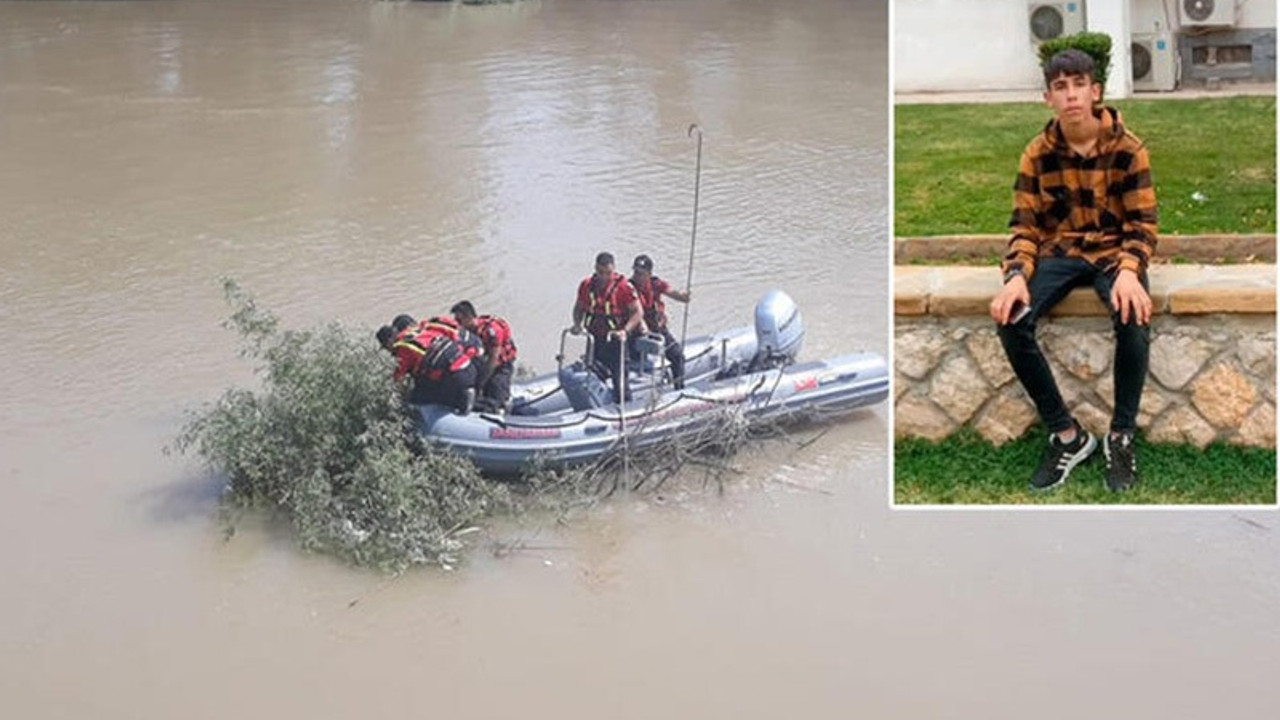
[474,315,518,366]
[412,317,472,381]
[583,272,630,338]
[634,275,668,330]
[391,326,429,381]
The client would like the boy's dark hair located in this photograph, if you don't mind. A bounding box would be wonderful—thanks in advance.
[450,300,477,318]
[595,251,615,267]
[391,314,416,333]
[1042,48,1096,86]
[376,325,396,348]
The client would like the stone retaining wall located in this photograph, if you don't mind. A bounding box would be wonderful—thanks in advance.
[894,264,1277,448]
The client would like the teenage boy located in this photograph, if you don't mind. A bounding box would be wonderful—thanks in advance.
[988,49,1158,492]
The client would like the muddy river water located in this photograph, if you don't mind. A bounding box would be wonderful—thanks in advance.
[0,1,1275,717]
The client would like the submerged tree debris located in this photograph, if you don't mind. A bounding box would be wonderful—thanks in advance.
[174,280,830,572]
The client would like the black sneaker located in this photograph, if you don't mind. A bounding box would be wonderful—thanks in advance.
[1031,426,1097,490]
[1104,432,1139,492]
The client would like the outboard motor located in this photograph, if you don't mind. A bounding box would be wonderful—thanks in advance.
[752,289,804,369]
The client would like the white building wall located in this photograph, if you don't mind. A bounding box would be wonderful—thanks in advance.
[1091,1,1133,98]
[1239,0,1277,29]
[894,0,1046,92]
[896,0,1274,94]
[1129,0,1177,33]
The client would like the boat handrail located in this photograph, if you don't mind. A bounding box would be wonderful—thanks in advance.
[556,327,594,372]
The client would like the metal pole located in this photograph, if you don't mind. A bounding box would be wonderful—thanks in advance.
[617,334,629,489]
[679,123,703,351]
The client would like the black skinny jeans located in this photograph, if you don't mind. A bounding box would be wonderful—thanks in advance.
[997,258,1150,434]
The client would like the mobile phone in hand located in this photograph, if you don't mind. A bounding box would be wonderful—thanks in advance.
[1009,301,1031,325]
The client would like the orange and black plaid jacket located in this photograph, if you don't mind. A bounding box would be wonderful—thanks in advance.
[1001,107,1158,282]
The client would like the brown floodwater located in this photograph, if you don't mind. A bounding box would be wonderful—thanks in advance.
[0,0,1275,717]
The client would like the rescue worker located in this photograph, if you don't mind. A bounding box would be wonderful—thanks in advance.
[378,313,476,413]
[451,300,518,413]
[629,254,690,389]
[571,251,643,403]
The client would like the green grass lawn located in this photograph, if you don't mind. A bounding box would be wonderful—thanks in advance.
[895,96,1277,237]
[894,429,1277,505]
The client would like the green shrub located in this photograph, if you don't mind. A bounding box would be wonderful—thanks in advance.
[1038,31,1112,90]
[173,279,512,572]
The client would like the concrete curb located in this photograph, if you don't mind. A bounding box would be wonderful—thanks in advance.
[895,234,1277,265]
[895,264,1277,317]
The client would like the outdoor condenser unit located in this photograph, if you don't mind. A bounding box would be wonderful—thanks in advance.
[1132,33,1177,92]
[1178,0,1235,27]
[1027,2,1086,43]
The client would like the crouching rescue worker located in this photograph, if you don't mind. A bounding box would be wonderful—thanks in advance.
[629,254,690,389]
[451,300,518,413]
[377,314,477,413]
[571,251,643,403]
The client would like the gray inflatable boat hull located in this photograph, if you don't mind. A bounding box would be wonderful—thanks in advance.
[416,351,887,475]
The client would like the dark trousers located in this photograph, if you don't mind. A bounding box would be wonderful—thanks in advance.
[476,363,513,412]
[659,326,685,389]
[592,335,628,404]
[410,365,478,412]
[997,258,1150,434]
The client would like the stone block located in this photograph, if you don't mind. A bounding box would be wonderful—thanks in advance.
[965,329,1015,388]
[1234,335,1276,379]
[894,394,955,441]
[974,389,1038,446]
[1162,265,1277,315]
[895,326,950,380]
[1073,402,1112,438]
[894,371,911,401]
[1234,403,1277,448]
[894,267,932,316]
[1147,405,1219,449]
[1191,363,1259,429]
[1046,288,1112,317]
[1171,288,1276,315]
[928,267,1000,317]
[1149,333,1216,390]
[1043,328,1112,380]
[928,353,990,425]
[1136,385,1172,427]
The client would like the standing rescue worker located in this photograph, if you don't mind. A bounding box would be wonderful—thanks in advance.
[571,251,643,403]
[377,314,476,413]
[451,300,518,413]
[629,254,690,389]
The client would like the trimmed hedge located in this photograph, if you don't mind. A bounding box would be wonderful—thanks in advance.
[1038,31,1112,91]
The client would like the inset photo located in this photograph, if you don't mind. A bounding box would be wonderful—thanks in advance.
[892,2,1277,505]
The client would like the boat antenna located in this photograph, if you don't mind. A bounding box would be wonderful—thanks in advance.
[679,123,702,351]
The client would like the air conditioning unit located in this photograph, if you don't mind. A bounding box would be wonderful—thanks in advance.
[1028,2,1086,43]
[1178,0,1235,27]
[1132,33,1177,92]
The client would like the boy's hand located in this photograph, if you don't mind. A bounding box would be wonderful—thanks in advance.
[990,274,1030,325]
[1110,269,1153,325]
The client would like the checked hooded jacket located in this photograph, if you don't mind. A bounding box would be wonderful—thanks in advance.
[1000,106,1158,282]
